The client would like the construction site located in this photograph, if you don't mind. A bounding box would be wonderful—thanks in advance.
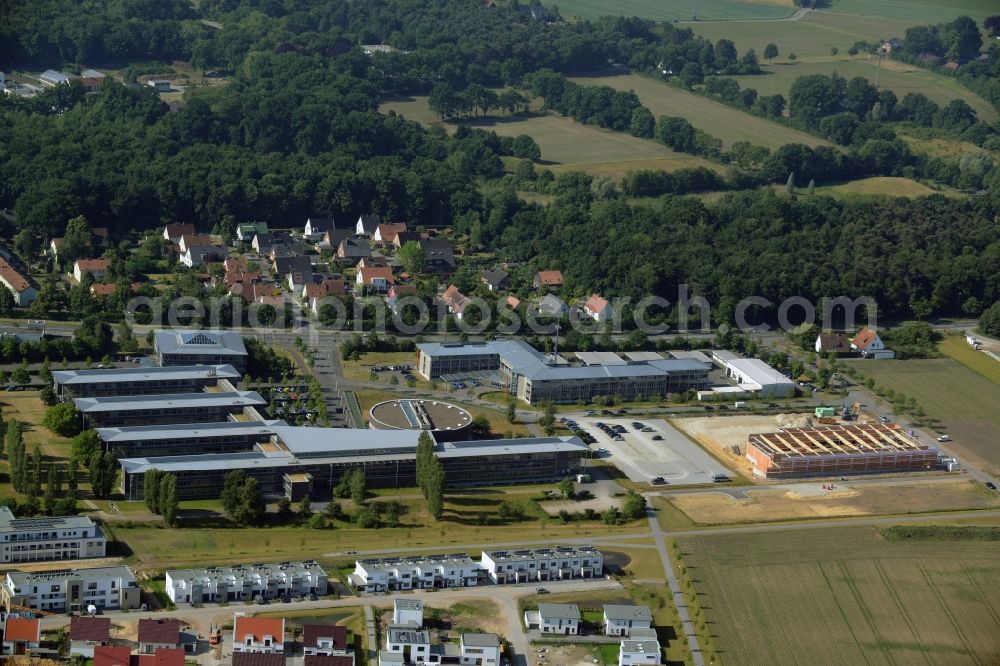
[746,423,939,478]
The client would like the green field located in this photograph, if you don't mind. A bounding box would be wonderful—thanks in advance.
[847,358,1000,475]
[679,526,1000,666]
[939,335,1000,387]
[798,176,960,198]
[569,72,831,149]
[558,0,794,22]
[381,96,719,179]
[717,59,998,123]
[824,0,999,23]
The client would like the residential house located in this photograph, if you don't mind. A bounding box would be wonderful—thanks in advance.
[479,546,603,583]
[165,562,328,604]
[287,268,313,295]
[386,284,418,313]
[392,231,422,249]
[73,258,111,282]
[603,605,652,637]
[459,633,501,666]
[138,619,181,653]
[320,229,353,250]
[337,238,372,265]
[237,222,268,242]
[851,327,895,359]
[918,52,941,64]
[384,626,430,664]
[0,257,38,306]
[358,255,388,269]
[419,239,455,272]
[90,283,118,298]
[350,554,482,592]
[80,68,106,92]
[69,616,111,657]
[355,214,382,236]
[374,223,407,246]
[880,38,902,54]
[534,270,563,291]
[39,69,77,87]
[182,244,228,268]
[303,279,346,301]
[815,333,852,355]
[357,267,394,292]
[273,254,311,278]
[93,646,132,666]
[2,617,40,655]
[393,599,424,628]
[480,269,508,292]
[305,217,337,239]
[441,285,472,320]
[302,624,350,656]
[94,646,186,666]
[233,655,288,666]
[50,227,109,261]
[524,603,580,635]
[163,223,196,244]
[305,656,354,666]
[618,637,662,665]
[537,293,567,318]
[178,234,215,255]
[505,295,521,310]
[232,616,285,655]
[584,294,612,322]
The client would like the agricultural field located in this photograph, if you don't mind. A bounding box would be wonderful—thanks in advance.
[380,96,719,179]
[796,176,960,198]
[847,358,1000,475]
[823,0,999,23]
[897,130,1000,162]
[717,59,998,123]
[667,479,1000,526]
[557,0,794,22]
[939,336,1000,387]
[678,525,1000,666]
[569,72,831,149]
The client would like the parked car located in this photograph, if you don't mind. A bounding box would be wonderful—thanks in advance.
[651,435,663,441]
[986,481,997,490]
[937,434,951,442]
[651,476,666,485]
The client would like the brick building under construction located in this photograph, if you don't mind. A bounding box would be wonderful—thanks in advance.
[746,423,938,478]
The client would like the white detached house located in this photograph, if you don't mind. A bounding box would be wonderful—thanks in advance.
[851,327,895,359]
[584,294,612,322]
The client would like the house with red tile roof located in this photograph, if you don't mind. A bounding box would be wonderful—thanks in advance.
[2,617,40,655]
[138,618,181,653]
[304,655,354,666]
[73,258,111,283]
[163,223,196,244]
[583,294,611,323]
[233,615,285,655]
[533,270,563,290]
[302,624,349,656]
[356,267,395,292]
[0,257,39,306]
[373,222,407,246]
[441,285,472,320]
[851,327,895,359]
[69,615,111,657]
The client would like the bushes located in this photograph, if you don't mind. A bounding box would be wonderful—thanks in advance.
[43,403,81,437]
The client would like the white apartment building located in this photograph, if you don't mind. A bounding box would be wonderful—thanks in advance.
[0,507,106,564]
[351,555,482,592]
[479,546,603,584]
[165,561,328,604]
[2,565,140,612]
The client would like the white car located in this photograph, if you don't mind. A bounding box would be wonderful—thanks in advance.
[937,434,951,442]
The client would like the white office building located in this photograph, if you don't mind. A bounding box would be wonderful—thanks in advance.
[0,507,106,564]
[350,554,482,592]
[479,546,603,584]
[2,565,140,612]
[165,561,328,604]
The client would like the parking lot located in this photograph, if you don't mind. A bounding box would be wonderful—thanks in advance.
[579,418,735,485]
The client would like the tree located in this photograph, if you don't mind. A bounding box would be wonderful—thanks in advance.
[470,414,491,438]
[506,399,517,424]
[678,62,703,88]
[763,42,779,64]
[11,361,30,386]
[397,241,426,275]
[43,403,81,437]
[511,135,541,160]
[88,450,117,499]
[299,495,313,518]
[558,477,575,499]
[71,430,102,462]
[144,468,163,514]
[160,474,178,526]
[0,287,14,317]
[221,470,264,526]
[349,468,367,505]
[943,15,982,61]
[428,83,458,120]
[621,490,647,520]
[308,513,326,529]
[61,215,95,265]
[980,300,1000,338]
[426,464,445,520]
[786,172,796,194]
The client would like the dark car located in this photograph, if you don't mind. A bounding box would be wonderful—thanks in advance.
[987,481,997,490]
[651,476,666,485]
[651,435,663,441]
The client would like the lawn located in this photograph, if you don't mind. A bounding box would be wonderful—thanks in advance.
[558,0,794,22]
[714,58,998,123]
[380,96,719,180]
[939,336,1000,387]
[847,358,1000,474]
[678,525,1000,665]
[352,388,530,437]
[340,351,426,386]
[569,72,831,149]
[0,391,74,460]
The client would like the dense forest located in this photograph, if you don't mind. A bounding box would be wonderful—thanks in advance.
[1,0,999,320]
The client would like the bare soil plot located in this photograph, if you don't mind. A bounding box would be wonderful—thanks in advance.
[671,413,813,479]
[669,479,1000,525]
[569,72,831,149]
[679,525,1000,666]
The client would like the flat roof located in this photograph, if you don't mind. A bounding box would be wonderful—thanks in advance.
[574,351,627,366]
[462,633,499,648]
[75,390,264,413]
[54,364,240,385]
[724,358,795,389]
[483,545,603,562]
[395,599,424,610]
[7,565,134,585]
[621,639,661,654]
[668,350,713,364]
[0,506,98,533]
[120,450,291,474]
[272,426,422,456]
[154,329,247,356]
[749,423,934,459]
[622,351,664,361]
[97,420,284,443]
[167,561,326,583]
[438,437,587,458]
